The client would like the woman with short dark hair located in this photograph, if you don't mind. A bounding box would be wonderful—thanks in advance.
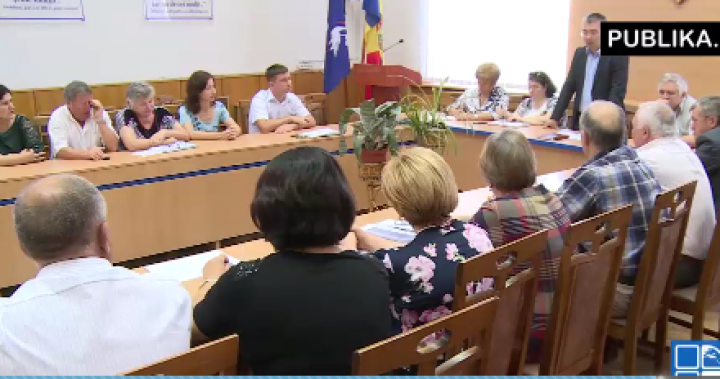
[191,146,391,375]
[498,71,567,127]
[0,85,45,166]
[179,71,241,140]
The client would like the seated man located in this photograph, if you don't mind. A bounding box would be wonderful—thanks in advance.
[0,174,191,375]
[249,64,316,134]
[633,101,716,289]
[556,100,661,317]
[48,81,119,160]
[657,73,697,147]
[691,95,720,211]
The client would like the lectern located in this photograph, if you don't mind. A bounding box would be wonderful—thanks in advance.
[353,64,422,106]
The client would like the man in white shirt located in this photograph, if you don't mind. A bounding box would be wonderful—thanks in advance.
[657,73,698,147]
[248,64,316,134]
[632,100,716,288]
[0,174,191,375]
[48,81,119,160]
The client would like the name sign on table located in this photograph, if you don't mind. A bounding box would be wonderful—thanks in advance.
[0,0,85,20]
[146,0,213,20]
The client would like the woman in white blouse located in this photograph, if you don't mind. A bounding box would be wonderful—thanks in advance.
[498,72,566,127]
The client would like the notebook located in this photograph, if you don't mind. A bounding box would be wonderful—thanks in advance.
[295,128,340,139]
[362,219,416,244]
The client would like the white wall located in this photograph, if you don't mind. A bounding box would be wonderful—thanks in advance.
[0,0,424,90]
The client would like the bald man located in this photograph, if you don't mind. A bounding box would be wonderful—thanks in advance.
[556,100,661,317]
[0,174,191,375]
[633,101,715,289]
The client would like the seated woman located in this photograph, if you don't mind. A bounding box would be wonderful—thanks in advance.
[0,85,45,166]
[353,147,494,334]
[447,62,509,122]
[115,82,190,151]
[470,129,571,361]
[179,71,241,140]
[192,146,391,375]
[498,71,567,127]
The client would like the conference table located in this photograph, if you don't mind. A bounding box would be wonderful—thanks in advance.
[135,168,576,292]
[0,122,584,288]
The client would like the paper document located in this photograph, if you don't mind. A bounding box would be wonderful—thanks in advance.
[295,128,340,139]
[557,129,582,141]
[145,250,239,282]
[132,141,198,157]
[362,219,416,244]
[489,121,528,128]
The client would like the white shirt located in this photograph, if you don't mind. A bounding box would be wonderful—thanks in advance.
[637,137,717,260]
[47,105,117,158]
[248,89,310,134]
[0,257,192,375]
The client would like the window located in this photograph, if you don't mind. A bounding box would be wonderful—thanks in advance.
[424,0,571,93]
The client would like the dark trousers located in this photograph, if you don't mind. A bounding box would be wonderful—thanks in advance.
[675,255,704,289]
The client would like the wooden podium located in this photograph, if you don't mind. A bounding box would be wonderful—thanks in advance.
[353,64,422,106]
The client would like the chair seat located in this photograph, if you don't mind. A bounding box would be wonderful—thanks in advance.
[672,285,698,302]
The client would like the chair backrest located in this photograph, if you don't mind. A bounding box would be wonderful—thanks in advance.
[123,334,239,376]
[352,297,499,375]
[238,100,252,135]
[453,230,547,375]
[539,205,633,375]
[299,92,327,125]
[628,181,697,327]
[696,221,720,309]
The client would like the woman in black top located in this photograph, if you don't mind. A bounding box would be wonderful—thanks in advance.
[192,146,392,375]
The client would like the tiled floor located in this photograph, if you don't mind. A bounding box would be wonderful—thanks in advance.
[603,311,718,375]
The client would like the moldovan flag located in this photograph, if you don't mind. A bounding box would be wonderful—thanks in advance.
[363,0,383,99]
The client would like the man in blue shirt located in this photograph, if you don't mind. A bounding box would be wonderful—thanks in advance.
[547,13,629,130]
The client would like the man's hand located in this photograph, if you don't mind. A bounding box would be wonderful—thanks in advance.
[90,100,105,123]
[288,116,307,125]
[544,119,559,129]
[275,124,297,134]
[86,147,105,161]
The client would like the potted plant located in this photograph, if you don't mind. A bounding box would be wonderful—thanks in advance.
[338,99,402,165]
[400,78,456,154]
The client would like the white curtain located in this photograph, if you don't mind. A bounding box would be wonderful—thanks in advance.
[424,0,571,93]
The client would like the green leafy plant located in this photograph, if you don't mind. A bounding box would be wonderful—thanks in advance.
[338,99,402,162]
[400,77,457,154]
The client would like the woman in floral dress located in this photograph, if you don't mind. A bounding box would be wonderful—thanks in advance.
[354,147,494,334]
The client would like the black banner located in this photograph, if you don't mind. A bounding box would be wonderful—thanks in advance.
[601,21,720,56]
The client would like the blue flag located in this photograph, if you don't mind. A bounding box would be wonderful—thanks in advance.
[363,0,381,27]
[323,0,350,94]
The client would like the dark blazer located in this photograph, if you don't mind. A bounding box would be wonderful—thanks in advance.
[551,47,629,129]
[696,127,720,212]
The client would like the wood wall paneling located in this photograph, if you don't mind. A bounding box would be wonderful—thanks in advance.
[93,84,129,111]
[219,75,262,108]
[569,0,720,100]
[11,90,36,118]
[292,71,324,94]
[33,88,65,116]
[147,80,183,102]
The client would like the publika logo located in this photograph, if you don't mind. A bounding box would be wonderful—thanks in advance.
[672,341,720,375]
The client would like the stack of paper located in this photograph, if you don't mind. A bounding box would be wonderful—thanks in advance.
[362,219,416,244]
[133,141,198,157]
[145,250,239,282]
[295,128,340,139]
[489,120,528,128]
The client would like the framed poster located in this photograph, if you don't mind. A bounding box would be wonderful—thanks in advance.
[0,0,85,21]
[146,0,213,20]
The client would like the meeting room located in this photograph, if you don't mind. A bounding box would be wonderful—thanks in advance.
[0,0,720,376]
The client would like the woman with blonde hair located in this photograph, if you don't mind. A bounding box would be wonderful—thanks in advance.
[354,147,494,334]
[447,62,509,122]
[471,129,571,361]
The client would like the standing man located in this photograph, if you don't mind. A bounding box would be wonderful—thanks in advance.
[546,13,629,130]
[249,64,317,134]
[48,81,119,160]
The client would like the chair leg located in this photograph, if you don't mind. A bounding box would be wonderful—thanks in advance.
[692,311,706,340]
[623,333,638,375]
[655,314,669,371]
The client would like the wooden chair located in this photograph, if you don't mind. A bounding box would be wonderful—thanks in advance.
[124,334,239,376]
[453,230,548,375]
[669,221,720,339]
[533,205,633,375]
[352,297,499,375]
[299,92,327,125]
[237,100,252,135]
[606,181,697,374]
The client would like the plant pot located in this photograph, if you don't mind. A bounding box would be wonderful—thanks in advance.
[360,149,389,164]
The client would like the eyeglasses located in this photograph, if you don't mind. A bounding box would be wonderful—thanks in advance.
[581,30,600,36]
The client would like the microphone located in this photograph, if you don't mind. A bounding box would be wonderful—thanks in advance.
[383,39,404,53]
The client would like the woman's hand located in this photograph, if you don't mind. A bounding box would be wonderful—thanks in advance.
[203,254,231,281]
